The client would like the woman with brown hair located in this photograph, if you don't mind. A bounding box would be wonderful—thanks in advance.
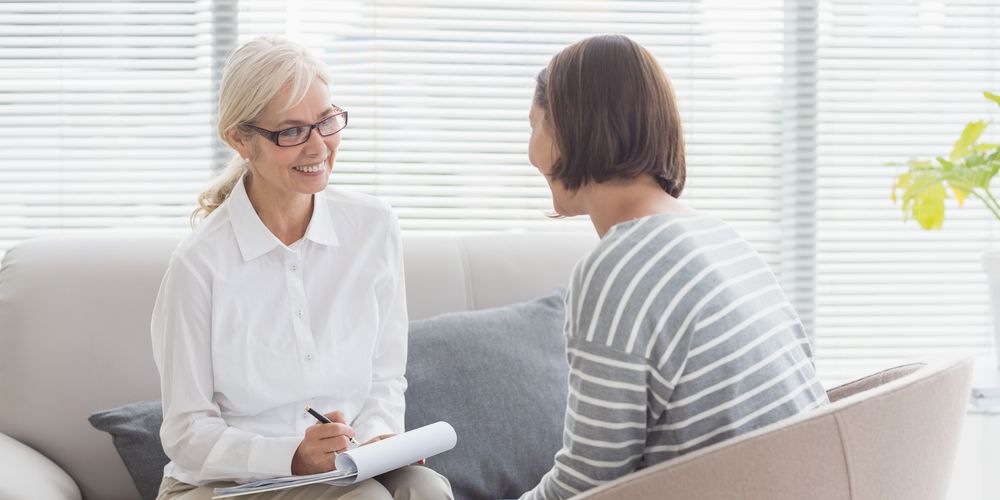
[520,34,827,499]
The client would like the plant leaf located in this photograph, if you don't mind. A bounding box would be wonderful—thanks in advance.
[947,160,995,190]
[898,169,944,214]
[951,184,968,206]
[892,172,911,204]
[986,91,1000,107]
[910,183,947,230]
[951,121,988,161]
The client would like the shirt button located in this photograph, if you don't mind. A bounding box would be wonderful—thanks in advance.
[291,264,298,272]
[296,308,304,318]
[305,354,313,362]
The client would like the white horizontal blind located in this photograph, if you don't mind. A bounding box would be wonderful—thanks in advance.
[814,0,1000,383]
[0,0,805,371]
[234,0,792,266]
[10,1,998,386]
[0,0,218,253]
[1,1,791,270]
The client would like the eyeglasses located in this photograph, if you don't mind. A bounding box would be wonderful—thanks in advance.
[245,107,348,147]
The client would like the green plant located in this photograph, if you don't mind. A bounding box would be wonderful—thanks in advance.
[892,91,1000,229]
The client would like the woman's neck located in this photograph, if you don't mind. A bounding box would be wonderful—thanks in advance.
[244,176,313,246]
[582,177,693,238]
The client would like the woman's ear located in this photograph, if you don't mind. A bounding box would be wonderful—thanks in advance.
[225,127,252,161]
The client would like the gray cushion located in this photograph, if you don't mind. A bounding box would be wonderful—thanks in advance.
[405,290,569,500]
[85,291,569,500]
[88,400,167,500]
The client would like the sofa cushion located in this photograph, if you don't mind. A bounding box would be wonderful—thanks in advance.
[87,290,569,500]
[87,400,167,500]
[405,290,569,500]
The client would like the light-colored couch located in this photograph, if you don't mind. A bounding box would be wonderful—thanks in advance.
[0,233,974,500]
[0,233,597,500]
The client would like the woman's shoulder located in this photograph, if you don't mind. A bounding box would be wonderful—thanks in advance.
[606,212,728,242]
[170,204,238,270]
[594,212,731,258]
[573,212,747,291]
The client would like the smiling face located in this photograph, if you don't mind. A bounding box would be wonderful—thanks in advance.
[231,76,341,203]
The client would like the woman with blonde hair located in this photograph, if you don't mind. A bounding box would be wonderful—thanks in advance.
[151,36,453,500]
[519,34,827,499]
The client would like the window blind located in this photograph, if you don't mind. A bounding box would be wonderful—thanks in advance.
[236,0,792,275]
[3,0,999,386]
[0,0,217,249]
[813,0,1000,383]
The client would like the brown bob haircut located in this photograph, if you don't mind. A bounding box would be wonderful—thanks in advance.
[533,34,685,197]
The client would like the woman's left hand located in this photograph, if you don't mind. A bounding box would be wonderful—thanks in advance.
[362,434,425,465]
[362,433,395,446]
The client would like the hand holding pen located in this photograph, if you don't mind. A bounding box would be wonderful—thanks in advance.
[305,405,361,445]
[290,406,359,475]
[304,406,425,465]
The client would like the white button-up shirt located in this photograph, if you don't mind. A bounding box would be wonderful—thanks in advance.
[151,177,407,486]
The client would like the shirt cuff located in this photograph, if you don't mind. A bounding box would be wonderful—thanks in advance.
[247,435,302,477]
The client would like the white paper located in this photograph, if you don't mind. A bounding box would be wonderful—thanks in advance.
[337,421,457,482]
[212,421,457,499]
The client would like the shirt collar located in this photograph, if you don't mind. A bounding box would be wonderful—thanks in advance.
[302,188,339,248]
[228,175,340,262]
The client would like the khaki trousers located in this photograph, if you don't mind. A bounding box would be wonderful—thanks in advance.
[156,466,453,500]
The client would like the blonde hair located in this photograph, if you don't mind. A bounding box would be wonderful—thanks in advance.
[191,36,331,225]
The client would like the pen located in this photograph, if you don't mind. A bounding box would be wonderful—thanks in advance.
[304,405,361,446]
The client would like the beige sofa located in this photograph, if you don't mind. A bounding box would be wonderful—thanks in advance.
[0,234,973,500]
[0,233,597,500]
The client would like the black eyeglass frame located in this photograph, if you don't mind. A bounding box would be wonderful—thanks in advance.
[245,107,348,147]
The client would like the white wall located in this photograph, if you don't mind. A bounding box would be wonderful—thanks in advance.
[948,412,1000,499]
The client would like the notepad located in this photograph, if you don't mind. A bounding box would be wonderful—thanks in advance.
[212,421,457,499]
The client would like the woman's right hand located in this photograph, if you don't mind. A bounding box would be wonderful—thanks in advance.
[290,411,357,475]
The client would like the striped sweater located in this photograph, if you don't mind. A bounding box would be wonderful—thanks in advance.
[521,213,828,500]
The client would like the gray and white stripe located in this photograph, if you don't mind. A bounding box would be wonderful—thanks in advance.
[522,214,827,500]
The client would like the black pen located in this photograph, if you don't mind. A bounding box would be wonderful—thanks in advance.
[304,405,361,446]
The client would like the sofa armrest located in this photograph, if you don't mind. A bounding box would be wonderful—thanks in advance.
[0,432,81,500]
